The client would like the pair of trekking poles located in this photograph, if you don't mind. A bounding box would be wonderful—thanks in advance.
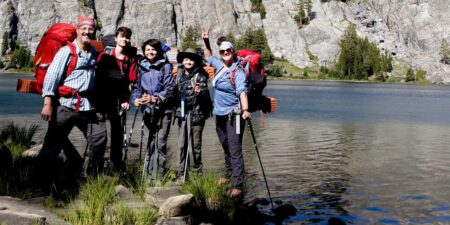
[122,106,274,209]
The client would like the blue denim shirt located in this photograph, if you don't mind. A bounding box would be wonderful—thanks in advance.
[207,56,247,116]
[132,58,174,114]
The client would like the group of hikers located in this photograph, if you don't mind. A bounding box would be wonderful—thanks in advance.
[36,16,252,197]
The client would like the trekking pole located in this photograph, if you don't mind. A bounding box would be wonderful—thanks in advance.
[139,110,146,161]
[182,112,192,183]
[247,119,274,210]
[127,106,140,147]
[120,108,129,163]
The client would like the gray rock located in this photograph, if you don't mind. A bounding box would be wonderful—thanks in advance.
[158,194,193,217]
[0,196,70,225]
[145,186,183,208]
[115,185,148,210]
[155,215,193,225]
[0,0,449,81]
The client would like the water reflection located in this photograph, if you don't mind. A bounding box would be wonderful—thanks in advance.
[3,76,450,224]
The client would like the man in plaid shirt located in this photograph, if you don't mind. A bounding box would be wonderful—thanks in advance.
[38,16,107,179]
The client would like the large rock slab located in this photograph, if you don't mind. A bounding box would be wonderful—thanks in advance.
[0,196,70,225]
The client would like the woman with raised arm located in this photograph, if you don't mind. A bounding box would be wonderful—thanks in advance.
[202,28,251,197]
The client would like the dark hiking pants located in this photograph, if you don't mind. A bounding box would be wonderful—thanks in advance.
[215,114,245,189]
[143,112,172,181]
[177,115,205,177]
[104,109,125,171]
[38,105,107,176]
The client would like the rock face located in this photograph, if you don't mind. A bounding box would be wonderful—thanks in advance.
[0,0,449,82]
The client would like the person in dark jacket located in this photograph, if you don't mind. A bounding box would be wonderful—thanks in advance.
[95,26,137,172]
[173,48,212,180]
[132,39,174,181]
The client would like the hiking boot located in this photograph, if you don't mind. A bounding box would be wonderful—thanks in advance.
[227,188,242,197]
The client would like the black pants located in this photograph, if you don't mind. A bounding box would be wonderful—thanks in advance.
[38,106,107,175]
[177,114,205,177]
[215,114,245,189]
[103,109,125,171]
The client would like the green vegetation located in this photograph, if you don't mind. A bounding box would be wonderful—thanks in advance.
[235,28,273,64]
[65,175,159,225]
[440,39,450,63]
[181,25,201,51]
[10,44,33,69]
[405,68,427,83]
[7,0,14,14]
[78,0,92,7]
[182,172,239,222]
[250,0,266,19]
[0,122,39,197]
[294,0,313,28]
[334,24,392,80]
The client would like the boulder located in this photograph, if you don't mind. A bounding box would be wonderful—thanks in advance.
[145,186,183,208]
[158,194,194,217]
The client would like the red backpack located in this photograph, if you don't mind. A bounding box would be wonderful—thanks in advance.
[34,23,78,94]
[230,49,277,114]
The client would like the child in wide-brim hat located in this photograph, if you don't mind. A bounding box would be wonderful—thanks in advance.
[177,48,203,66]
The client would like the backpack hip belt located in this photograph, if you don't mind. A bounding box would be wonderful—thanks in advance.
[58,85,82,112]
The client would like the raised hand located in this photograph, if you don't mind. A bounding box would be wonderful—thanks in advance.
[201,27,210,39]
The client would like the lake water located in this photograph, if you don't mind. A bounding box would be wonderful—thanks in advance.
[2,74,450,224]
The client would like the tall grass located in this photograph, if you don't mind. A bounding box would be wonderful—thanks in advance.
[182,171,231,210]
[65,175,159,225]
[0,122,39,196]
[0,122,38,147]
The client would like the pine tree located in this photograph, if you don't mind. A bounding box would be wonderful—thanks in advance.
[440,39,450,63]
[405,68,415,82]
[306,0,313,22]
[181,25,200,51]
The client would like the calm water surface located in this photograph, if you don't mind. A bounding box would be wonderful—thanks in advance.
[2,74,450,224]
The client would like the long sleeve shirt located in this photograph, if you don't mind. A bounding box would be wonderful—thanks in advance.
[132,58,174,114]
[42,40,97,111]
[207,56,248,116]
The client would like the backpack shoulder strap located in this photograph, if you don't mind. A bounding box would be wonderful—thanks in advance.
[230,61,245,87]
[65,42,78,77]
[176,66,183,86]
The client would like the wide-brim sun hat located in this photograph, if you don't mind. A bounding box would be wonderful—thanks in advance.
[177,48,202,65]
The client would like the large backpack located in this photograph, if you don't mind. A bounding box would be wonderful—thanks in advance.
[33,23,78,94]
[230,49,277,113]
[16,23,78,94]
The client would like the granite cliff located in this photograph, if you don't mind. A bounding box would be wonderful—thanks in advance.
[0,0,448,82]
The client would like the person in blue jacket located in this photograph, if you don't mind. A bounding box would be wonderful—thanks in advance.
[132,39,174,181]
[201,29,251,197]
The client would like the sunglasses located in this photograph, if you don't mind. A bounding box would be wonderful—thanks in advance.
[219,48,233,54]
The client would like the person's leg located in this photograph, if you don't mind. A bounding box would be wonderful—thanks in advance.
[109,111,124,171]
[176,119,188,178]
[192,120,205,174]
[156,113,172,177]
[36,106,77,187]
[215,115,232,179]
[225,116,245,190]
[79,112,107,175]
[144,114,157,181]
